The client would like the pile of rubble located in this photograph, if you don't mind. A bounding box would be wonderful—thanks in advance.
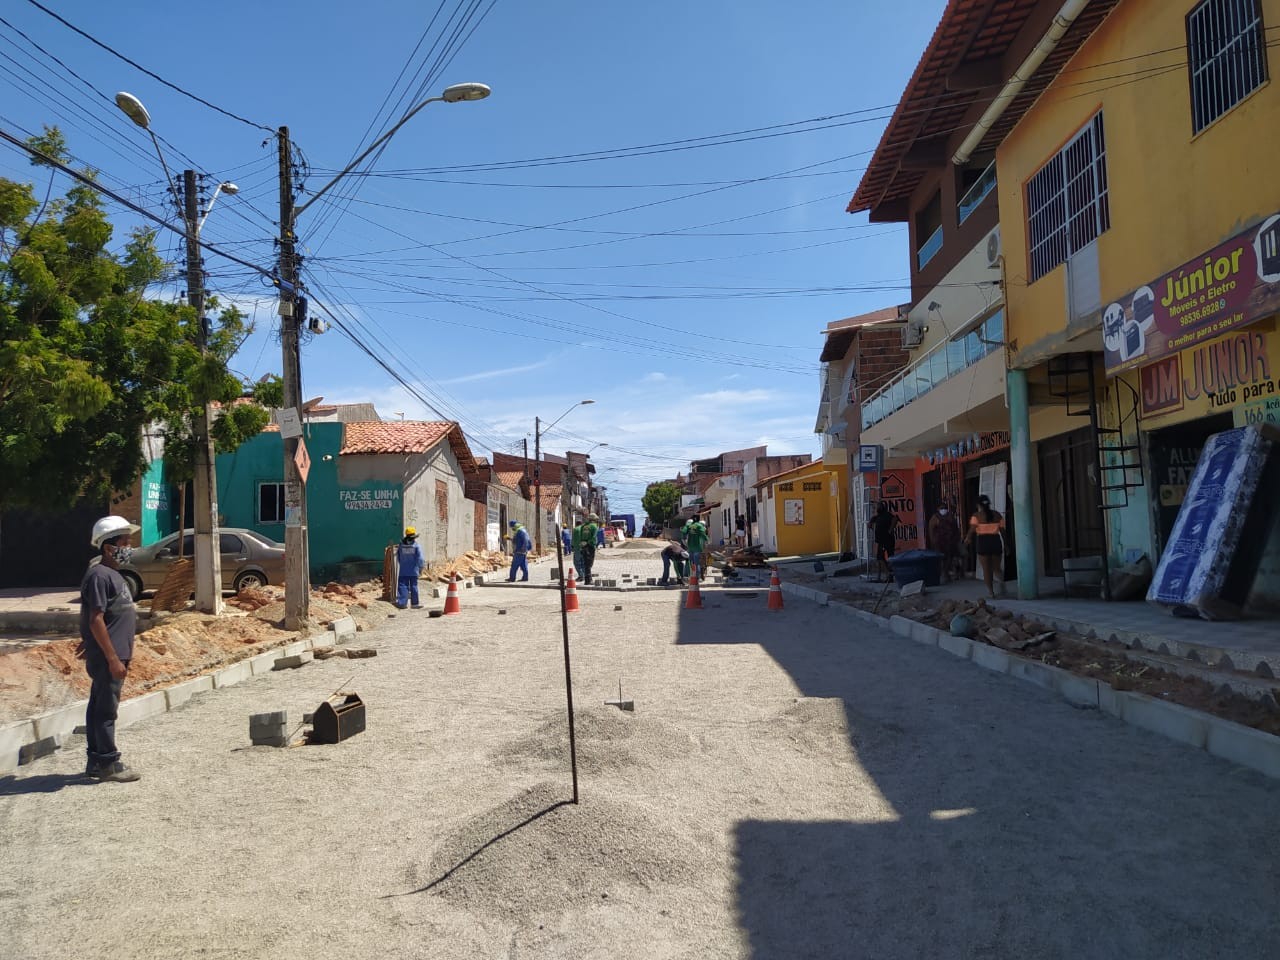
[424,550,513,583]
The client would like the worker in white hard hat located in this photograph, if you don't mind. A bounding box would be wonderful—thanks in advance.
[79,515,143,782]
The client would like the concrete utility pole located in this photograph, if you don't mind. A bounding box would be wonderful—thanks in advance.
[183,169,223,615]
[277,128,309,629]
[534,416,542,554]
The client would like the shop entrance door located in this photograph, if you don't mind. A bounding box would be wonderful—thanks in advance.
[1038,426,1105,577]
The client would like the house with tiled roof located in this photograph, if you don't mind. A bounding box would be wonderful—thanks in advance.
[213,417,491,579]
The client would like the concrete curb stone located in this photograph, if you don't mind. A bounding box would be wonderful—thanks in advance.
[116,690,167,729]
[938,634,973,659]
[249,651,280,676]
[213,660,251,689]
[164,675,215,710]
[1113,691,1210,749]
[1008,657,1059,693]
[887,615,914,640]
[971,643,1011,674]
[329,616,357,643]
[32,702,85,741]
[0,720,37,774]
[1205,718,1280,778]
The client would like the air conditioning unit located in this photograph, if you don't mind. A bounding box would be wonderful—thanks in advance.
[902,321,926,348]
[985,226,1002,268]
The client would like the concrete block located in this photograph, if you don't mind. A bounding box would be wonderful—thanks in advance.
[1119,692,1210,749]
[1053,669,1100,709]
[250,651,280,676]
[1205,718,1280,779]
[938,634,973,659]
[888,615,914,639]
[971,643,1011,674]
[164,675,214,710]
[310,633,334,651]
[431,586,443,599]
[1008,658,1058,693]
[329,615,357,643]
[900,579,925,598]
[249,710,289,747]
[213,660,251,689]
[32,703,85,741]
[18,736,59,765]
[116,690,167,728]
[273,651,314,670]
[281,641,307,658]
[1098,683,1124,719]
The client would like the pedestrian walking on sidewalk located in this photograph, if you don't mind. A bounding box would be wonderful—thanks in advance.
[928,499,964,582]
[964,495,1006,598]
[507,520,532,581]
[78,515,143,783]
[869,501,899,582]
[658,541,689,585]
[396,527,425,608]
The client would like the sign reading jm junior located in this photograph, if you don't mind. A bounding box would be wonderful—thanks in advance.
[1103,212,1280,375]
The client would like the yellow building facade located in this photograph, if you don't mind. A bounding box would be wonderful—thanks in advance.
[768,460,849,558]
[997,0,1280,606]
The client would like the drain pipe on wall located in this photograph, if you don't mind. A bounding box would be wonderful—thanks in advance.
[952,0,1091,166]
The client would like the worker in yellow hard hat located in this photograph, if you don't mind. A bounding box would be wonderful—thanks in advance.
[396,526,425,609]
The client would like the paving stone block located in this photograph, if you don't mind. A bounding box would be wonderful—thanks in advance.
[164,675,214,710]
[250,651,280,676]
[1205,718,1280,779]
[273,651,314,670]
[330,615,357,643]
[249,710,289,747]
[213,660,251,689]
[1119,692,1209,749]
[972,643,1011,674]
[33,703,85,741]
[938,634,973,659]
[116,690,167,728]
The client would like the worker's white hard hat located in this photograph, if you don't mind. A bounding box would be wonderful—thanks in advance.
[90,515,140,548]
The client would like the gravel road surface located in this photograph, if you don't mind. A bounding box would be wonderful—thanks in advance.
[1,547,1276,959]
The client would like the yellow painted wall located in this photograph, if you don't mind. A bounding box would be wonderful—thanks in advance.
[771,462,848,556]
[997,0,1280,361]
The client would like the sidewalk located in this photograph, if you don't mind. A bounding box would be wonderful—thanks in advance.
[780,568,1280,676]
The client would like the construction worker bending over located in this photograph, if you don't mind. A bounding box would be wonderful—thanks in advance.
[396,527,425,609]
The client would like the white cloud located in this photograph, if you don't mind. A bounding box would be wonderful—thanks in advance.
[438,358,552,385]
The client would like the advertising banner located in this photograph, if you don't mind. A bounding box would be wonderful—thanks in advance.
[1104,213,1280,375]
[1137,325,1279,427]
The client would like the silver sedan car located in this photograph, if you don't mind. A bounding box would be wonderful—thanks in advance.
[116,528,286,598]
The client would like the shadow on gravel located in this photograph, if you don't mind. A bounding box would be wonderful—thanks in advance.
[676,598,1280,959]
[387,799,573,898]
[0,773,95,795]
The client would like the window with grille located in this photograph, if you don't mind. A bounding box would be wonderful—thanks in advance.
[1026,112,1110,283]
[802,481,823,492]
[258,482,285,523]
[778,482,794,492]
[1187,0,1267,134]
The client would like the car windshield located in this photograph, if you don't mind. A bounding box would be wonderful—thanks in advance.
[240,530,281,549]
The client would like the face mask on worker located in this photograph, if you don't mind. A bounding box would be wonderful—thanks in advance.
[108,543,134,564]
[938,508,949,516]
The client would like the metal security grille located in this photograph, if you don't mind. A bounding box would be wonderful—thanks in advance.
[1188,0,1267,134]
[1026,113,1110,283]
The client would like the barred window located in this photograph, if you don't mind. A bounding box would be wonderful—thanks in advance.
[802,481,823,491]
[778,482,794,492]
[1026,112,1110,283]
[1187,0,1267,134]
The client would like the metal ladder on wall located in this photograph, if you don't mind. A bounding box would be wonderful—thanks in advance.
[1046,353,1146,599]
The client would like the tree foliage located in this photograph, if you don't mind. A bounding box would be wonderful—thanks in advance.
[0,126,269,510]
[641,481,682,525]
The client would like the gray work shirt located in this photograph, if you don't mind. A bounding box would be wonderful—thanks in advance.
[79,563,137,662]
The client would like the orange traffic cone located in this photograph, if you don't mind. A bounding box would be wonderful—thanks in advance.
[684,571,703,610]
[564,567,580,613]
[767,567,784,611]
[443,574,462,615]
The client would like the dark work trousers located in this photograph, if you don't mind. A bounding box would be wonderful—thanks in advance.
[85,655,128,767]
[580,546,596,584]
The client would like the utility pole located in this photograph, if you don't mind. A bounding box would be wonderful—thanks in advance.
[534,416,542,554]
[277,128,309,629]
[183,169,223,615]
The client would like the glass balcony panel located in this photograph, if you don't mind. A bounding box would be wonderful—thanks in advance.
[916,226,944,269]
[958,163,997,223]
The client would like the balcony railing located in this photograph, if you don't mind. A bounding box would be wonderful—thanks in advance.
[860,309,1004,430]
[958,162,997,223]
[916,225,944,270]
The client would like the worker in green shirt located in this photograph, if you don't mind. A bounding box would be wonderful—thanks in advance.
[682,517,709,580]
[577,515,600,585]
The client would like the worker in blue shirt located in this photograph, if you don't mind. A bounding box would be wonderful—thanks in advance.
[507,520,532,582]
[396,526,425,609]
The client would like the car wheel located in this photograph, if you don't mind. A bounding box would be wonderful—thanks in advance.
[120,571,144,600]
[233,570,267,593]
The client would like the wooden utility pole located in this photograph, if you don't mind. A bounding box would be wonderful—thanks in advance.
[277,128,309,629]
[183,169,223,614]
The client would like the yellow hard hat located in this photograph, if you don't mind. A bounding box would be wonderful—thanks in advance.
[404,526,417,538]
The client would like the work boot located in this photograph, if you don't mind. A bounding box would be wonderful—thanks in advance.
[88,761,141,783]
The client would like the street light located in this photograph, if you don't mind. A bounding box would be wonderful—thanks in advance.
[276,82,491,629]
[534,400,594,553]
[116,90,235,615]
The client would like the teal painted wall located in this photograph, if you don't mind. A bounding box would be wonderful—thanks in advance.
[216,424,404,579]
[137,458,177,546]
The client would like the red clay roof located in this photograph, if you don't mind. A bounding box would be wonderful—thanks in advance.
[848,0,1119,216]
[494,469,527,492]
[339,421,478,472]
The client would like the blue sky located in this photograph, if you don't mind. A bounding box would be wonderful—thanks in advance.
[0,0,943,516]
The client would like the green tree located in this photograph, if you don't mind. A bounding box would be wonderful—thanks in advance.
[0,126,269,510]
[642,481,681,526]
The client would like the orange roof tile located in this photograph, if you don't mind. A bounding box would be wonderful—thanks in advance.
[494,469,527,492]
[339,421,478,472]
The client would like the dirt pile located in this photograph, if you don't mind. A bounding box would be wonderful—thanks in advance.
[423,550,511,583]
